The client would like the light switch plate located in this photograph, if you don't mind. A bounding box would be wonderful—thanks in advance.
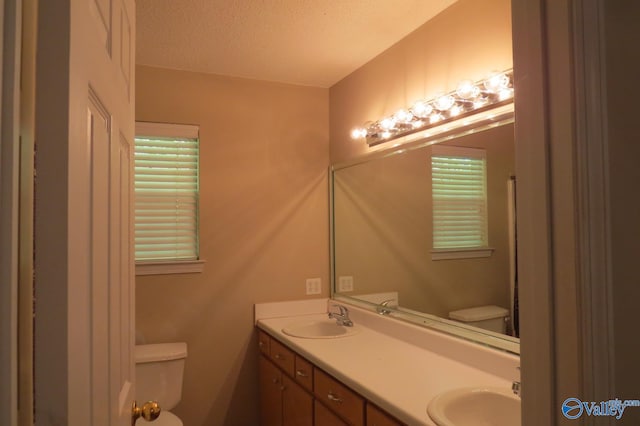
[338,276,354,292]
[305,278,322,295]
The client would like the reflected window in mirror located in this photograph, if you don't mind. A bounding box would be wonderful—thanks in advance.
[430,146,492,261]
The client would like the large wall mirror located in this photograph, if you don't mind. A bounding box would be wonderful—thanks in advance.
[331,117,519,354]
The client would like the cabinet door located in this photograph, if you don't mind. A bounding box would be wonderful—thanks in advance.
[366,403,405,426]
[315,400,349,426]
[282,375,313,426]
[259,356,283,426]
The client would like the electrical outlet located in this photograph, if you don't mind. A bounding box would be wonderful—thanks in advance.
[338,276,354,292]
[305,278,322,295]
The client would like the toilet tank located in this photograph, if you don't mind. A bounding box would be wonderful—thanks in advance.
[448,305,509,333]
[135,343,187,411]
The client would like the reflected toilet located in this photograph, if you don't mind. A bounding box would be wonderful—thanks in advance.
[448,305,509,334]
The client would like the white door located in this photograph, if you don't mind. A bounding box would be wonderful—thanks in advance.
[34,0,137,425]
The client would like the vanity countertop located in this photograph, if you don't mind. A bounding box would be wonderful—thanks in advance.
[256,300,520,426]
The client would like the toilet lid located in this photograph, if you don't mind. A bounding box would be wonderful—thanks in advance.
[152,410,183,426]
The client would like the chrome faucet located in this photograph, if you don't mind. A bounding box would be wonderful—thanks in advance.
[512,366,521,397]
[376,299,396,315]
[328,304,353,327]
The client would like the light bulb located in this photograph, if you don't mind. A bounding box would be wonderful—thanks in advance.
[498,88,513,101]
[450,105,463,117]
[484,72,510,93]
[473,97,489,109]
[456,80,480,99]
[412,120,425,129]
[429,113,442,124]
[350,127,367,139]
[393,109,413,124]
[411,101,433,118]
[435,95,455,111]
[381,130,392,139]
[380,117,396,130]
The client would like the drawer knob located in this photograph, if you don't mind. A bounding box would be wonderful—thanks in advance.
[274,354,284,360]
[295,370,308,378]
[258,341,264,347]
[327,392,343,404]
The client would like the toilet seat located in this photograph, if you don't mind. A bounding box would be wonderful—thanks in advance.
[151,410,183,426]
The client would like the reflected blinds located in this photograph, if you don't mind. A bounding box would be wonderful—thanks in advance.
[431,146,487,249]
[134,122,199,262]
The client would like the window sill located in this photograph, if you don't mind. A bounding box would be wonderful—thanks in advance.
[431,247,494,261]
[135,260,206,276]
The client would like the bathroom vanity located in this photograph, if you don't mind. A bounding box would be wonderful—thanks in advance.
[258,329,402,425]
[255,299,520,426]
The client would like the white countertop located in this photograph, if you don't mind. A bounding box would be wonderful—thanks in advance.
[256,299,520,425]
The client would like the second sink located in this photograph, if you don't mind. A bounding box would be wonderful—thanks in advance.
[427,386,520,426]
[282,319,360,339]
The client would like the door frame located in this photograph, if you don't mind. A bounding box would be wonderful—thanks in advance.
[0,0,22,425]
[513,0,616,424]
[2,1,617,426]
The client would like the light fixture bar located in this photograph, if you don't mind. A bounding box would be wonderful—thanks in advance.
[351,69,514,146]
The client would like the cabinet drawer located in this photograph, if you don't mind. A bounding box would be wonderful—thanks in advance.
[294,355,313,392]
[366,403,405,426]
[269,338,295,376]
[257,330,270,356]
[314,368,364,425]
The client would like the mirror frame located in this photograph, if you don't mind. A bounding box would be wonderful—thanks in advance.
[330,104,520,355]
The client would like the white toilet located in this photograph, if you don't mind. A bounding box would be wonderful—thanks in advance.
[448,305,509,333]
[135,342,188,426]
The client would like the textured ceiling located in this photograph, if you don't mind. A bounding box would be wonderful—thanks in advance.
[136,0,458,88]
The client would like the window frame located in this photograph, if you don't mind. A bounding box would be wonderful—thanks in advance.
[430,145,494,260]
[134,121,205,275]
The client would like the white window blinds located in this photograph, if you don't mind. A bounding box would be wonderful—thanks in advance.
[134,122,199,262]
[431,146,488,250]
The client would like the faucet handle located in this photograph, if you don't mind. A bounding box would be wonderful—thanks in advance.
[329,303,348,316]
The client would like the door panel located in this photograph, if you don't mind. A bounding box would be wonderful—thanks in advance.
[282,375,313,426]
[34,0,136,424]
[88,92,113,426]
[259,356,283,426]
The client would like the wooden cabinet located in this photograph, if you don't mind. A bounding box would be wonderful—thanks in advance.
[259,355,283,426]
[366,404,404,426]
[294,355,314,392]
[259,331,313,426]
[258,329,271,356]
[314,368,364,425]
[258,329,405,426]
[270,337,295,376]
[315,399,348,426]
[282,375,313,425]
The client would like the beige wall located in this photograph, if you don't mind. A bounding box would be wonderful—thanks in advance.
[329,0,512,163]
[334,124,514,318]
[135,65,329,426]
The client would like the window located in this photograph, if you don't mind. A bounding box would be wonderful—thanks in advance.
[430,146,493,260]
[134,122,203,275]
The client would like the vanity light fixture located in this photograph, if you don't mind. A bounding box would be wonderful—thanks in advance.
[351,69,514,146]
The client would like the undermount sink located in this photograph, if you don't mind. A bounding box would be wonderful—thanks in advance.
[427,387,520,426]
[282,319,360,339]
